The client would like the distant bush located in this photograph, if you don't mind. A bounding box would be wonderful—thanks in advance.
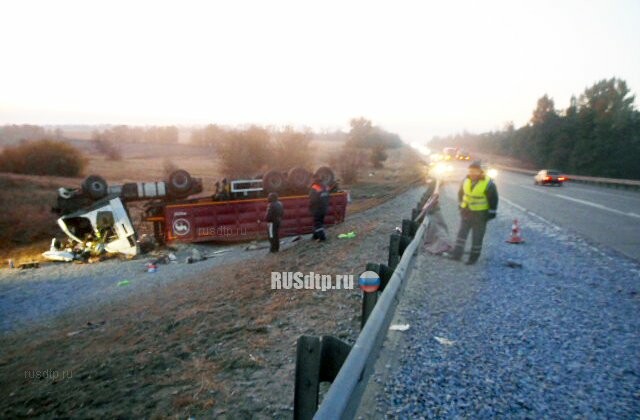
[329,146,367,184]
[0,139,87,177]
[217,126,272,177]
[347,117,403,149]
[215,126,314,177]
[370,144,388,168]
[270,127,312,170]
[92,132,122,161]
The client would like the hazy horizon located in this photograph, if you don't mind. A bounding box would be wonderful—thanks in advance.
[1,0,639,144]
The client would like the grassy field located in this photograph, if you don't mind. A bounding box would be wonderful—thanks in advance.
[0,140,425,264]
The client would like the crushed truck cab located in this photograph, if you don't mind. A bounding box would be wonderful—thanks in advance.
[57,196,139,257]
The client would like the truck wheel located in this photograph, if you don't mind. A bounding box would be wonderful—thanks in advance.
[314,166,335,185]
[83,175,108,200]
[287,167,311,191]
[263,170,285,193]
[168,170,193,196]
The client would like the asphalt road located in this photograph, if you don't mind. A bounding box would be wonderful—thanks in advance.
[444,163,640,261]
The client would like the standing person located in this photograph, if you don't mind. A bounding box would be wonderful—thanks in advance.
[309,175,330,241]
[265,192,284,252]
[450,161,498,264]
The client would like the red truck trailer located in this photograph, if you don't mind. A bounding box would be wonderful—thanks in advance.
[52,167,348,256]
[145,192,348,244]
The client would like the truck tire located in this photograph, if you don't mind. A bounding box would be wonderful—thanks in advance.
[287,167,311,191]
[168,170,193,196]
[314,166,335,186]
[83,175,108,200]
[263,170,285,193]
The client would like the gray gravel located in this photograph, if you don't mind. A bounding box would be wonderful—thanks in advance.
[0,241,268,334]
[372,184,640,418]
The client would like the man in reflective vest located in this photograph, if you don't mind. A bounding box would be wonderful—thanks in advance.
[450,161,498,264]
[309,176,330,241]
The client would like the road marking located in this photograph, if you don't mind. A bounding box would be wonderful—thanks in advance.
[553,194,640,219]
[500,196,562,228]
[521,185,640,219]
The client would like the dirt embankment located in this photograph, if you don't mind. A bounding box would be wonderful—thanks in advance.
[0,181,426,418]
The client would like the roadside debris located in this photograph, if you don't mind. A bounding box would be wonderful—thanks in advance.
[186,248,207,263]
[117,280,131,287]
[338,231,356,239]
[18,262,40,269]
[434,336,456,346]
[146,262,158,273]
[505,260,523,269]
[245,242,270,251]
[66,321,106,337]
[389,324,410,331]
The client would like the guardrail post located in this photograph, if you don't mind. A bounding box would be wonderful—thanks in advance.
[378,263,393,291]
[294,336,322,420]
[411,208,419,221]
[402,218,418,238]
[398,234,412,256]
[388,233,401,269]
[319,336,352,382]
[362,263,380,328]
[294,335,352,420]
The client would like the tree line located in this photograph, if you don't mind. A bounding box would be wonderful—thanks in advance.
[429,78,640,179]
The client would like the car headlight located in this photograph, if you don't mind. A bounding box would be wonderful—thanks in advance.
[487,168,498,178]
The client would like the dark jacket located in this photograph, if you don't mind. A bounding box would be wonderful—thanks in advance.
[265,200,284,224]
[309,183,330,214]
[458,176,499,212]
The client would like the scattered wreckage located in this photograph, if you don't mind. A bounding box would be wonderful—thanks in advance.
[46,167,347,261]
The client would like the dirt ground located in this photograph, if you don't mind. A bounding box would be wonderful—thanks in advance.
[0,184,426,418]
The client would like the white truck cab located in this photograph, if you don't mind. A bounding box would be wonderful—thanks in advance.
[57,196,139,257]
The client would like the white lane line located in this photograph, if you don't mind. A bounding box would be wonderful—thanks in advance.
[520,185,640,219]
[553,195,640,219]
[500,196,562,228]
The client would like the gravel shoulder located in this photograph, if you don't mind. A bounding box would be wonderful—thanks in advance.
[0,240,264,333]
[362,182,640,418]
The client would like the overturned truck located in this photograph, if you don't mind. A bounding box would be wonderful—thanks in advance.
[52,167,348,257]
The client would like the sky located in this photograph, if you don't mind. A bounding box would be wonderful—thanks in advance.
[0,0,639,144]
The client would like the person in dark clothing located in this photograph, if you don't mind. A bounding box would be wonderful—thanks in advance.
[309,176,330,241]
[265,192,284,252]
[450,161,498,264]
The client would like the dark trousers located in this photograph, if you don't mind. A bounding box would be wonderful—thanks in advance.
[268,221,280,252]
[451,210,488,262]
[312,212,326,241]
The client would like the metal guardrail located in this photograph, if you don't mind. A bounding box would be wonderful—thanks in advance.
[291,180,438,420]
[313,217,428,419]
[495,165,640,190]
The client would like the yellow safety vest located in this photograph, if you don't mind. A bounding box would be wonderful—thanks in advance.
[461,177,490,211]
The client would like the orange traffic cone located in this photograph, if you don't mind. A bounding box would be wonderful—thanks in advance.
[506,218,524,244]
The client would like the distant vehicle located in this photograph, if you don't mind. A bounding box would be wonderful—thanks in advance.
[442,147,458,161]
[534,169,567,186]
[456,149,471,160]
